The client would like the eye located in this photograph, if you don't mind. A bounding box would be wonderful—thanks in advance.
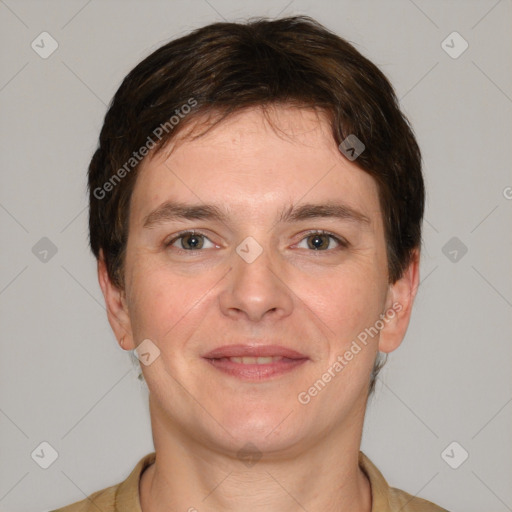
[296,231,348,251]
[166,231,216,251]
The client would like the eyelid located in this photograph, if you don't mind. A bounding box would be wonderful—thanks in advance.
[164,229,349,252]
[165,229,217,249]
[295,229,349,249]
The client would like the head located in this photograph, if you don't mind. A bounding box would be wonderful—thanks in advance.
[91,16,423,453]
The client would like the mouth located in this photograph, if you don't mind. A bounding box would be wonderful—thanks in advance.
[202,344,309,381]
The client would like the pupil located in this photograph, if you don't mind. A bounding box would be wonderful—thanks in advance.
[310,235,326,250]
[186,235,201,248]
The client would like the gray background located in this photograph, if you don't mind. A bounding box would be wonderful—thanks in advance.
[1,0,511,511]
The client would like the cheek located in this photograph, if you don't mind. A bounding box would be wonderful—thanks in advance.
[126,261,215,344]
[306,262,386,341]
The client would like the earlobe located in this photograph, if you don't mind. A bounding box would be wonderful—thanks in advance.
[97,249,134,351]
[378,249,420,354]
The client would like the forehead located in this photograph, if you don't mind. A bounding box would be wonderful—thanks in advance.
[157,106,339,161]
[130,106,382,224]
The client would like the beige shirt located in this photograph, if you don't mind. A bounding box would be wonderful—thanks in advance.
[51,451,450,511]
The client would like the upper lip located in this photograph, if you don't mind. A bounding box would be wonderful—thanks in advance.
[203,344,308,359]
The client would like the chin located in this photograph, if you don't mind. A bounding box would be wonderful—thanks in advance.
[211,409,308,455]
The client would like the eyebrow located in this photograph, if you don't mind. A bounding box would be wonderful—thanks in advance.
[143,201,228,228]
[279,202,371,225]
[142,200,371,229]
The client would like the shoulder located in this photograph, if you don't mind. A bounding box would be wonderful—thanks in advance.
[388,485,451,511]
[49,484,117,512]
[358,451,450,512]
[50,451,156,512]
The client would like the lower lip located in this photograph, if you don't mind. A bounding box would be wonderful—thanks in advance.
[203,357,309,380]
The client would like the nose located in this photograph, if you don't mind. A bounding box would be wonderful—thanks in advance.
[218,241,294,323]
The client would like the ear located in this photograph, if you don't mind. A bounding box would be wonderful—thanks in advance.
[97,249,135,351]
[378,248,420,354]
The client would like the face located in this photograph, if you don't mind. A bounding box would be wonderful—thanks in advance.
[99,106,418,457]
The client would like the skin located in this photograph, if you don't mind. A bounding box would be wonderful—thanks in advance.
[98,105,419,512]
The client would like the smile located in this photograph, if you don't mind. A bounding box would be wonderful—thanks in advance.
[204,355,309,380]
[216,356,289,364]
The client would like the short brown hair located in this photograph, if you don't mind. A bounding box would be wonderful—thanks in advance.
[88,15,424,395]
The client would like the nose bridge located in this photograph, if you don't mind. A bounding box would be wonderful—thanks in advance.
[219,235,293,322]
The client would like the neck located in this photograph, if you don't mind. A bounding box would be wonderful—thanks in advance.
[140,397,372,512]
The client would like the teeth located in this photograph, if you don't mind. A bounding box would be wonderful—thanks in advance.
[229,356,283,364]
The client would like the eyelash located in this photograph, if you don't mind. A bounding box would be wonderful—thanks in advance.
[165,229,349,253]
